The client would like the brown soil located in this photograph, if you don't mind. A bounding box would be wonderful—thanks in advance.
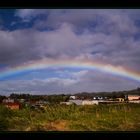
[44,120,70,131]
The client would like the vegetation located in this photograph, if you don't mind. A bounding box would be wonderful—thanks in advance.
[9,87,140,102]
[9,93,70,104]
[0,95,6,103]
[0,103,140,131]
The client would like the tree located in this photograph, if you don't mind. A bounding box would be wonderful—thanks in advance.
[0,95,6,103]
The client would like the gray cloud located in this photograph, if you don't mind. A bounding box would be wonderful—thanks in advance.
[0,9,140,94]
[14,9,140,70]
[0,29,42,67]
[16,9,140,33]
[0,70,139,95]
[0,18,140,71]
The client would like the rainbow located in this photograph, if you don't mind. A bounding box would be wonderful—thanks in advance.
[0,58,140,82]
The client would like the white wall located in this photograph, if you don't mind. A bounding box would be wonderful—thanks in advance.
[82,100,99,105]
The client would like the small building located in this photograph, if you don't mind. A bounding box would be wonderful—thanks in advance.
[115,98,124,102]
[128,95,140,101]
[82,100,99,105]
[69,100,83,105]
[69,96,76,100]
[18,99,25,103]
[93,96,103,100]
[3,102,21,110]
[2,98,14,103]
[36,100,49,105]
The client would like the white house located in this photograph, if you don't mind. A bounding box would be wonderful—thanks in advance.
[93,96,103,100]
[69,96,76,100]
[82,100,99,105]
[128,95,140,101]
[2,98,14,103]
[69,100,83,105]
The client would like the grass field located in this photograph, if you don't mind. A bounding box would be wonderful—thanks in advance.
[0,103,140,131]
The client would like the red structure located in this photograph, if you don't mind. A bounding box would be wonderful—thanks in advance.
[2,102,21,110]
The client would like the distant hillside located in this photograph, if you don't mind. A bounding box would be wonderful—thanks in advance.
[124,87,140,95]
[1,87,140,102]
[72,87,140,99]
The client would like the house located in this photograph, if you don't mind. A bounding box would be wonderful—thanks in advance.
[18,99,25,103]
[2,98,14,103]
[115,98,124,102]
[128,95,140,101]
[69,96,76,100]
[35,100,48,105]
[2,102,21,110]
[93,96,103,100]
[82,100,99,105]
[69,100,83,105]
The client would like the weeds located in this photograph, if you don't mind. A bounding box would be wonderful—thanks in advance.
[0,104,140,131]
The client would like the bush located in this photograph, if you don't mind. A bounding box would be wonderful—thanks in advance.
[0,117,9,131]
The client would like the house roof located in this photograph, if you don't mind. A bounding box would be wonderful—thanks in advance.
[2,102,20,106]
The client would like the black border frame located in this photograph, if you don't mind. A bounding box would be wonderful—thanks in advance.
[0,0,140,8]
[0,0,140,139]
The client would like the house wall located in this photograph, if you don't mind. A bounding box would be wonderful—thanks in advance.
[82,100,99,105]
[9,105,19,109]
[3,102,21,110]
[129,100,140,103]
[69,100,83,105]
[128,95,140,101]
[3,98,14,103]
[116,98,124,102]
[70,96,76,100]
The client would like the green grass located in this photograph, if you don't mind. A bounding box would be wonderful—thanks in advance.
[0,103,140,131]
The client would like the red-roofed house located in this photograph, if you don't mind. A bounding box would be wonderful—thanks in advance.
[2,102,21,110]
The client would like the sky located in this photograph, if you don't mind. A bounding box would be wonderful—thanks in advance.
[0,9,140,95]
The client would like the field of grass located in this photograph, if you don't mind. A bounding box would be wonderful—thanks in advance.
[0,103,140,131]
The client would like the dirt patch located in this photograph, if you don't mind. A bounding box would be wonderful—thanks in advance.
[44,120,70,131]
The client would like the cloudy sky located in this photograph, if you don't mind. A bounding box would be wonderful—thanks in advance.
[0,9,140,95]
